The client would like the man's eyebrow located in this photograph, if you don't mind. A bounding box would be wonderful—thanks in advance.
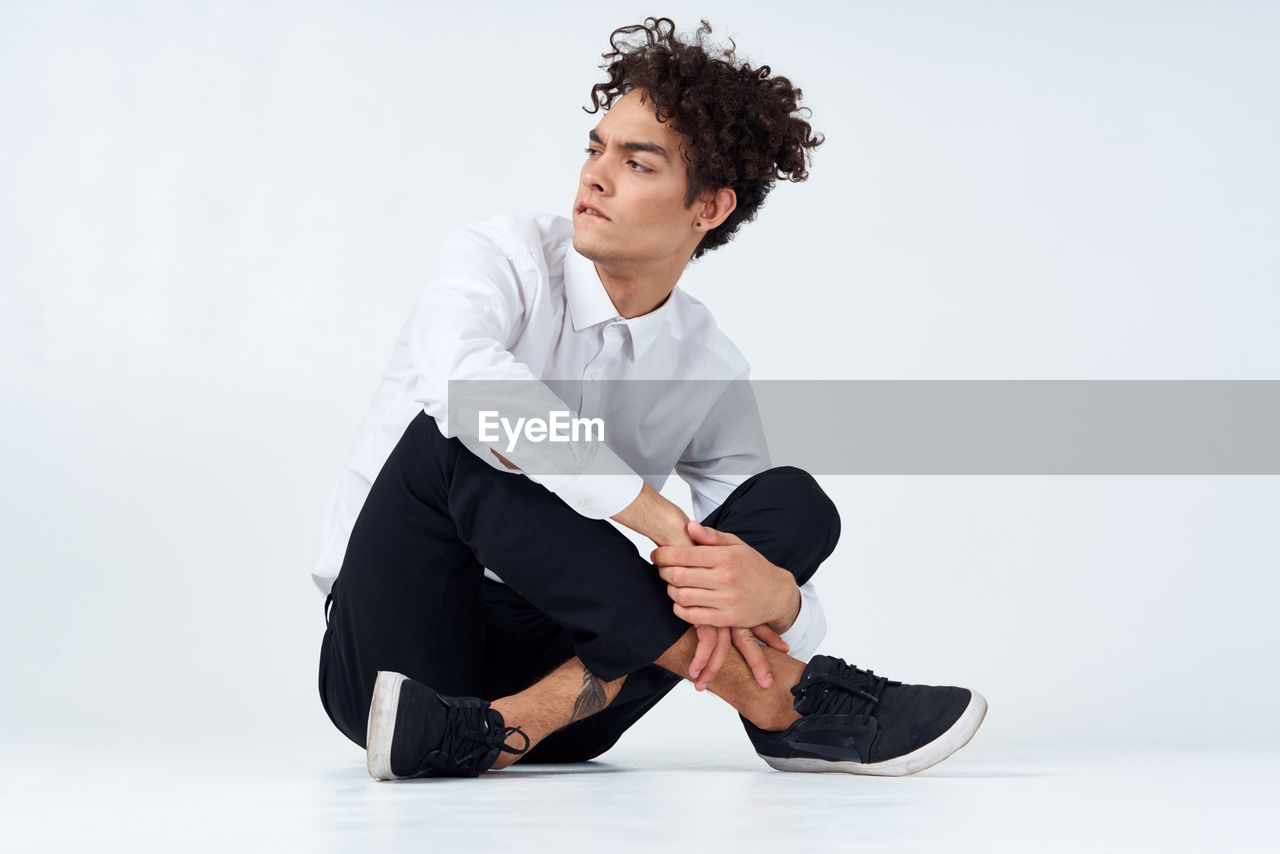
[588,128,670,161]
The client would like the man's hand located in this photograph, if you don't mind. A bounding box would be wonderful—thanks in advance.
[496,458,772,687]
[653,520,801,631]
[686,623,790,692]
[655,520,801,690]
[610,488,797,690]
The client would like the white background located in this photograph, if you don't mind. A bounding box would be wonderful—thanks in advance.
[2,0,1277,782]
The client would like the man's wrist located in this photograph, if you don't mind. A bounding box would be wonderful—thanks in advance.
[649,493,691,545]
[661,506,694,545]
[768,580,801,635]
[611,482,692,546]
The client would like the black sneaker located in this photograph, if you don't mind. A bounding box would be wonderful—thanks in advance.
[366,671,529,780]
[742,655,987,776]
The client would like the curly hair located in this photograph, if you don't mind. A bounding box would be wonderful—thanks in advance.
[585,17,823,259]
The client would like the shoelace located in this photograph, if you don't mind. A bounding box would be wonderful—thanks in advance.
[792,659,902,717]
[427,705,531,775]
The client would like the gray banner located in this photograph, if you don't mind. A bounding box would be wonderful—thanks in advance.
[755,380,1280,474]
[447,380,1280,475]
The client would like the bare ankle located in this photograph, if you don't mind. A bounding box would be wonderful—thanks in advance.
[487,660,626,770]
[488,697,535,770]
[743,655,806,731]
[741,693,801,732]
[491,747,522,771]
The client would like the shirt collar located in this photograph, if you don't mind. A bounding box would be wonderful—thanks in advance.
[563,245,674,360]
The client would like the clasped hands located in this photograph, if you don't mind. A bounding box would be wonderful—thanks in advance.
[652,520,800,692]
[493,451,797,693]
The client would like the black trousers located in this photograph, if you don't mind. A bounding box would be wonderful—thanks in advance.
[318,410,841,762]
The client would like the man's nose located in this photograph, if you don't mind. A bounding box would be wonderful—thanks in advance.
[582,161,612,195]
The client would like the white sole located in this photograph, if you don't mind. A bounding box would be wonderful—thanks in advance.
[759,689,989,777]
[367,671,408,781]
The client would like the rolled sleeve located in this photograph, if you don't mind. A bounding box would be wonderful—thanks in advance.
[548,469,645,520]
[778,581,827,661]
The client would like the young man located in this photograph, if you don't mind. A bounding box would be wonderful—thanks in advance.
[314,18,986,779]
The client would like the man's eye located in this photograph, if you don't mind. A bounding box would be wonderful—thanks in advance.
[584,147,600,156]
[628,160,651,173]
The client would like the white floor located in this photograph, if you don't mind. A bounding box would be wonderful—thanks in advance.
[3,736,1274,853]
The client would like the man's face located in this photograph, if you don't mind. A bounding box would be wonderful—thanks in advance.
[572,89,700,270]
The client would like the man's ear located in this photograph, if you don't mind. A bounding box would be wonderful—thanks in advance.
[693,187,737,231]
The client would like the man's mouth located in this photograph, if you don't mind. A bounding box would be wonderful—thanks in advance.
[577,202,610,221]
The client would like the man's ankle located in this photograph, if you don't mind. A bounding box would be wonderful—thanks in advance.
[744,697,802,732]
[489,697,537,769]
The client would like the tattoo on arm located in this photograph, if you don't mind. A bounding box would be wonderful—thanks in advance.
[569,666,609,724]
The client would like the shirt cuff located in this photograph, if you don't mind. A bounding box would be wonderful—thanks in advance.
[550,470,645,519]
[778,580,826,661]
[528,434,641,518]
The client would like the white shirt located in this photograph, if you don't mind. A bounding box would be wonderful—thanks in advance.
[311,212,826,658]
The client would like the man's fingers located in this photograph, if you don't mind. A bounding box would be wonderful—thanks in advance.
[751,624,790,653]
[689,624,717,682]
[733,628,774,688]
[695,626,732,691]
[666,584,726,609]
[651,545,722,568]
[656,565,717,588]
[673,603,730,627]
[687,520,745,548]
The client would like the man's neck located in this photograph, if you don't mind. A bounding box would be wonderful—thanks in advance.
[592,259,681,319]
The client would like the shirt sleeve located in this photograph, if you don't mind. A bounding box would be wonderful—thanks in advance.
[674,368,827,655]
[778,580,827,661]
[674,368,772,523]
[406,223,643,519]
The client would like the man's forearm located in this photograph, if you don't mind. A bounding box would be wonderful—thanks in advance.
[611,482,694,546]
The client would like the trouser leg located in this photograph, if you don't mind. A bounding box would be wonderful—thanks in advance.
[515,464,843,763]
[317,409,841,753]
[318,411,690,747]
[317,416,489,747]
